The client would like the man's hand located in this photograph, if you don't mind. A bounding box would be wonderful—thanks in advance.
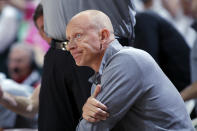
[82,85,109,122]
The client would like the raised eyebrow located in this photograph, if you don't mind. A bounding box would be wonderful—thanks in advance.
[67,32,82,40]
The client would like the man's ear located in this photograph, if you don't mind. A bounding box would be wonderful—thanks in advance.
[100,29,110,42]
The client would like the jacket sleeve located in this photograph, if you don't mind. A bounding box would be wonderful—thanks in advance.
[76,51,145,131]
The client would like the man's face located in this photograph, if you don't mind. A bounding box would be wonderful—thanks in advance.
[192,0,197,18]
[180,0,193,16]
[36,16,51,44]
[0,1,6,11]
[8,48,32,83]
[66,16,102,67]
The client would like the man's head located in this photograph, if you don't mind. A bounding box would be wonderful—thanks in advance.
[0,1,6,12]
[66,10,115,71]
[141,0,153,9]
[191,0,197,18]
[33,4,51,44]
[180,0,193,17]
[8,43,35,83]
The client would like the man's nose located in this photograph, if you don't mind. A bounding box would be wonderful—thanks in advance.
[66,42,77,51]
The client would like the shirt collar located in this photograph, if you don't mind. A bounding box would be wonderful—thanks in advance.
[89,39,123,84]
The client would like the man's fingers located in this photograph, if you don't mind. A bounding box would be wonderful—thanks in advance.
[87,97,107,111]
[87,103,109,117]
[83,110,107,122]
[83,99,108,117]
[94,108,109,118]
[83,113,100,123]
[82,84,109,122]
[91,84,108,110]
[82,99,109,122]
[92,84,101,98]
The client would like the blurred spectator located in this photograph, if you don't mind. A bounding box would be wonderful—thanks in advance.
[161,0,181,18]
[134,11,190,92]
[0,73,33,130]
[0,2,21,75]
[15,0,49,67]
[0,0,48,75]
[159,0,196,48]
[134,0,171,18]
[141,0,153,10]
[178,0,197,48]
[135,0,196,48]
[0,43,40,129]
[181,0,197,101]
[179,0,193,17]
[0,5,49,130]
[7,43,40,87]
[160,0,196,48]
[3,0,49,68]
[33,4,51,44]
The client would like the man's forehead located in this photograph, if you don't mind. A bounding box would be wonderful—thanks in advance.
[68,14,90,27]
[67,19,88,34]
[10,49,30,58]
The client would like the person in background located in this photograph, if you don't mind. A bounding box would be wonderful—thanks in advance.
[5,0,49,67]
[0,43,40,129]
[0,4,48,123]
[0,1,21,76]
[133,10,190,92]
[181,0,197,101]
[8,43,40,88]
[33,4,51,44]
[141,0,153,10]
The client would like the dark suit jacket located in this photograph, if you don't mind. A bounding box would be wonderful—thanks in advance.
[134,11,190,92]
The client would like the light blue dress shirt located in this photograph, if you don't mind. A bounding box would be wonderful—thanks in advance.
[77,39,194,131]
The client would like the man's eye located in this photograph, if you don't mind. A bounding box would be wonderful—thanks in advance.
[76,34,81,39]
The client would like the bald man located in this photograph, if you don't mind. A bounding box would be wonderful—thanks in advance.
[66,10,194,131]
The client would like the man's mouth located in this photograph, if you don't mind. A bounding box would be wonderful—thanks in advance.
[13,67,21,73]
[74,53,81,61]
[72,51,83,60]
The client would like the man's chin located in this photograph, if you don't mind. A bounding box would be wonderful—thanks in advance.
[75,60,82,66]
[76,63,81,66]
[76,60,86,67]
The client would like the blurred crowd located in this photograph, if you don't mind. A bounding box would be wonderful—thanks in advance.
[0,0,48,76]
[0,0,197,130]
[0,0,45,130]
